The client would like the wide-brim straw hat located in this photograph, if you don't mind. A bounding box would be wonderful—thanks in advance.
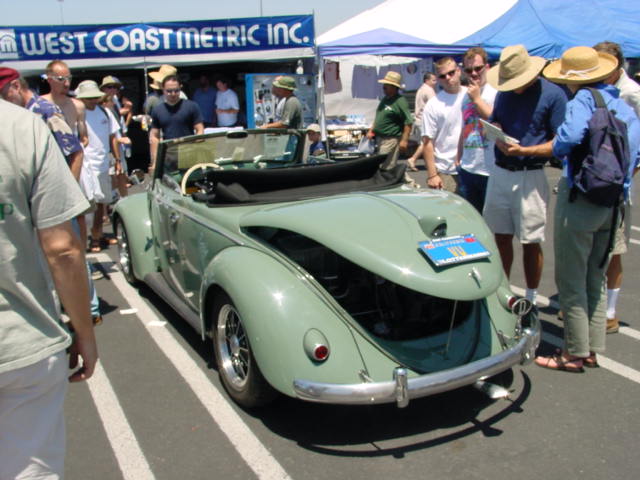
[307,123,321,133]
[487,45,546,92]
[378,71,404,89]
[272,76,296,91]
[149,64,177,83]
[75,80,104,99]
[543,46,618,85]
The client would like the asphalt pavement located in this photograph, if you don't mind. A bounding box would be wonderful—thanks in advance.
[64,164,640,480]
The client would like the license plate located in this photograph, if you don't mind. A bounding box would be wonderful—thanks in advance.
[419,234,490,267]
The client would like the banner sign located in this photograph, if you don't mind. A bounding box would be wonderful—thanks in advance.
[0,15,314,62]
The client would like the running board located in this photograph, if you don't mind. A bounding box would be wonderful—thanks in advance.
[143,272,202,333]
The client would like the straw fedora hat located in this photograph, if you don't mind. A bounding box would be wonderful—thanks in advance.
[148,64,177,89]
[100,75,122,89]
[306,123,321,133]
[543,46,618,85]
[378,71,404,89]
[487,45,546,92]
[75,80,105,99]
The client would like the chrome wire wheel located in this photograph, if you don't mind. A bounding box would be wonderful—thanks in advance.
[212,293,277,407]
[115,218,135,284]
[216,304,250,389]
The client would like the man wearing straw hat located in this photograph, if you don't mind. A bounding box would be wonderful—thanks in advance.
[527,46,640,372]
[484,45,567,307]
[260,76,303,129]
[366,71,413,170]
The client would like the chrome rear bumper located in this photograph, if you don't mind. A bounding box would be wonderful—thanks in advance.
[293,321,540,408]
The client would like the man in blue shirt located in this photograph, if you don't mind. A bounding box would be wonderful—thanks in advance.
[193,74,217,128]
[512,47,640,372]
[484,45,568,307]
[150,75,204,171]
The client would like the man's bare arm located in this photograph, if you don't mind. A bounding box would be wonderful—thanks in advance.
[74,99,89,146]
[68,149,83,181]
[422,137,443,189]
[38,221,97,382]
[149,127,161,171]
[194,122,204,135]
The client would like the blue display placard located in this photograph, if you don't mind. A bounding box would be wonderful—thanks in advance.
[419,234,490,267]
[0,16,314,62]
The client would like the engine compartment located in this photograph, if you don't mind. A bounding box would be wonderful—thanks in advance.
[249,228,473,340]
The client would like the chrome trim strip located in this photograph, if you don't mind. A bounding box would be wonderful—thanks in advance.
[293,323,539,407]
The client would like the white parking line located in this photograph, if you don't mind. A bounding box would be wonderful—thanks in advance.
[630,239,640,245]
[88,362,155,480]
[95,254,291,480]
[630,226,640,232]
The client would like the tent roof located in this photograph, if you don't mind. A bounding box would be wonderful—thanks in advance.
[318,27,469,57]
[317,0,518,45]
[458,0,640,59]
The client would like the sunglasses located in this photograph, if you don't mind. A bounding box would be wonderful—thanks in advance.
[104,85,119,90]
[463,65,486,75]
[437,69,457,80]
[49,75,72,82]
[164,88,181,94]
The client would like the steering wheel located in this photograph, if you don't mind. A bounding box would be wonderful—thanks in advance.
[180,163,221,196]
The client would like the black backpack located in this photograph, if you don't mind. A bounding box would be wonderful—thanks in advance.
[569,87,630,207]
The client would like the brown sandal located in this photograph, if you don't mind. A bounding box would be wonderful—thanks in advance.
[535,352,584,373]
[583,353,599,368]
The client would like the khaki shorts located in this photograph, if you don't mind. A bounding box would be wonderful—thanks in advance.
[376,136,400,170]
[612,202,631,255]
[483,166,549,243]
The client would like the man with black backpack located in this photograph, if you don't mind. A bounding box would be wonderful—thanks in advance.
[529,46,640,373]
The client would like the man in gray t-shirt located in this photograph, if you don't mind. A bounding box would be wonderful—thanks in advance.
[260,76,303,129]
[0,97,98,479]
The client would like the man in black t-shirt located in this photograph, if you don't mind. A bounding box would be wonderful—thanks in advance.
[149,75,204,170]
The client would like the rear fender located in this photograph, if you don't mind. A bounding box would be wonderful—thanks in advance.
[200,246,367,397]
[113,193,156,281]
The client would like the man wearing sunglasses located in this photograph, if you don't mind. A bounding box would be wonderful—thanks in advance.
[149,75,204,171]
[41,60,88,147]
[422,57,466,192]
[456,47,497,212]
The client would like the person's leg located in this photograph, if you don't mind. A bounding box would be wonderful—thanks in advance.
[91,202,105,250]
[0,352,68,480]
[522,242,543,289]
[406,144,423,171]
[494,233,514,278]
[377,136,400,170]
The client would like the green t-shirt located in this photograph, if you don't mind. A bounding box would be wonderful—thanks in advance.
[0,100,89,374]
[373,94,413,138]
[281,95,303,129]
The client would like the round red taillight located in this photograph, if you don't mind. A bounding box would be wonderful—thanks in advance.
[313,344,329,361]
[507,295,517,310]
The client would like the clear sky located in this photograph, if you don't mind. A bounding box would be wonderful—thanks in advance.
[1,0,385,36]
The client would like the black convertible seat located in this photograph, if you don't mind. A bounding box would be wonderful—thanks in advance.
[209,154,388,194]
[193,155,407,205]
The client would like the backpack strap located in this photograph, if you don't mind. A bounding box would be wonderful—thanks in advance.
[585,87,606,109]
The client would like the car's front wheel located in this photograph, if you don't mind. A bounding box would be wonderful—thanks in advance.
[212,293,277,408]
[115,217,136,284]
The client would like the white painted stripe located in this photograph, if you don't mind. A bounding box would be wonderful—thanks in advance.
[95,254,291,480]
[630,238,640,245]
[541,332,640,384]
[630,225,640,232]
[88,362,155,480]
[511,285,640,340]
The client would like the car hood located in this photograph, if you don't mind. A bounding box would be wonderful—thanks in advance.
[239,189,502,300]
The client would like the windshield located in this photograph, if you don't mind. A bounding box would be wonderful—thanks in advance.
[162,130,302,178]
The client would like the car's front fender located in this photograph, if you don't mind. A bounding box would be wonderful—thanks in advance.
[200,246,369,397]
[113,193,156,281]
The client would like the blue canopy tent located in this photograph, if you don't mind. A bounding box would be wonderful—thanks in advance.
[458,0,640,59]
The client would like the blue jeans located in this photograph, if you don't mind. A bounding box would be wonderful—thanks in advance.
[457,167,488,213]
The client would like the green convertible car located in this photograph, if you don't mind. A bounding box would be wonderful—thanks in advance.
[113,128,540,408]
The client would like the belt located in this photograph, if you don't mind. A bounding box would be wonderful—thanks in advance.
[495,161,544,172]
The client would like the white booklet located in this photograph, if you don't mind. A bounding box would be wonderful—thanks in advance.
[479,119,520,144]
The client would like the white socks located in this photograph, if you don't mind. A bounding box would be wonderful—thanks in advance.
[525,288,537,306]
[607,288,620,319]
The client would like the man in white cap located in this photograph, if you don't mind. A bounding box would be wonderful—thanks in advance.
[484,44,567,306]
[531,46,640,372]
[306,123,326,157]
[366,71,413,170]
[422,57,466,192]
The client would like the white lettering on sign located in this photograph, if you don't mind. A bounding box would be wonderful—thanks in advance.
[20,31,89,55]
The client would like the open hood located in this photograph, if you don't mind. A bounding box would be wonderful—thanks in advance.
[241,190,502,300]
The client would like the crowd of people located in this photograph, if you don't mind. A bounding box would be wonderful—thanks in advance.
[1,39,639,478]
[368,41,640,373]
